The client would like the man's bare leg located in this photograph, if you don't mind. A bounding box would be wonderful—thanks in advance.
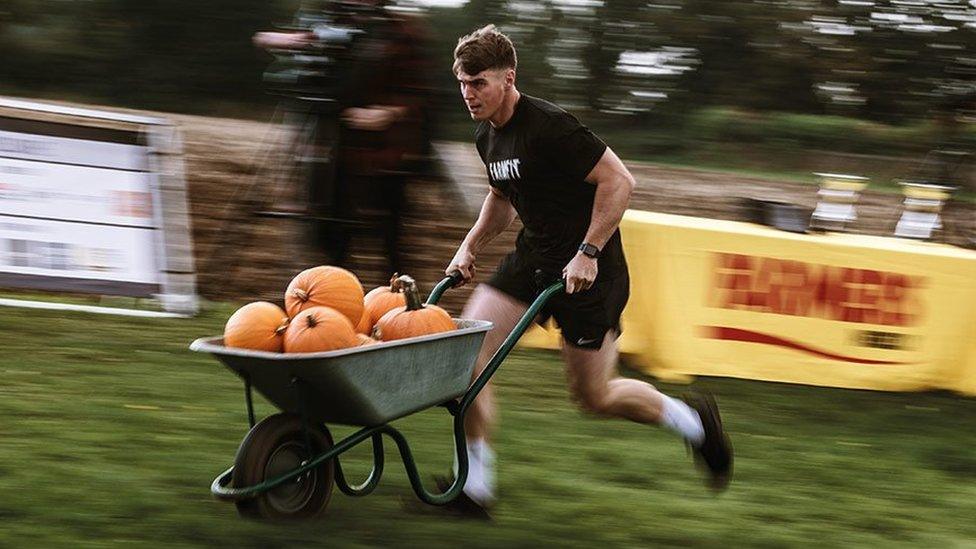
[462,284,528,439]
[562,331,705,445]
[455,284,528,505]
[562,331,665,423]
[562,330,737,490]
[563,331,734,490]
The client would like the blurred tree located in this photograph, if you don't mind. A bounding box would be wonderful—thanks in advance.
[0,0,293,113]
[0,0,972,136]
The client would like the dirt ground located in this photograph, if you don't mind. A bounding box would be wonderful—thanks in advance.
[174,112,975,314]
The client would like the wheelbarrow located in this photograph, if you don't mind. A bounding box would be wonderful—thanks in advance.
[189,272,566,519]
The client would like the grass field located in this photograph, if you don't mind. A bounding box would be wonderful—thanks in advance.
[2,301,976,548]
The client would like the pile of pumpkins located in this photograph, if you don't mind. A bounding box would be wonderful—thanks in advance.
[223,266,455,353]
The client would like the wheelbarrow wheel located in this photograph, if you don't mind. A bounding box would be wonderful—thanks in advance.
[232,413,335,520]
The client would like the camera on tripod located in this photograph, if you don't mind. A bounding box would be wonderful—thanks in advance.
[261,1,380,103]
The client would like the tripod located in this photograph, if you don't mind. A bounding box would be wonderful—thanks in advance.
[200,95,349,277]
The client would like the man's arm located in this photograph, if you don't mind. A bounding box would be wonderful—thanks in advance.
[253,31,315,50]
[447,187,518,285]
[562,147,635,293]
[582,147,636,248]
[341,106,408,131]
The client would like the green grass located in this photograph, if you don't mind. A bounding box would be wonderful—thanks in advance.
[3,302,976,548]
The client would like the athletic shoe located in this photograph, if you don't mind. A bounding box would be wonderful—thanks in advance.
[433,474,494,520]
[682,392,734,492]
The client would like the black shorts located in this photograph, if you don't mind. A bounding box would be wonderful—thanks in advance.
[487,252,629,350]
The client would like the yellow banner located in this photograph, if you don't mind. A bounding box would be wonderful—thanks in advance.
[521,210,976,395]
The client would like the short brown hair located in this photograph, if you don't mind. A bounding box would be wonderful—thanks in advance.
[453,24,517,76]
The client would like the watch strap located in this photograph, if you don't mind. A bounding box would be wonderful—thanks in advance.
[578,242,601,258]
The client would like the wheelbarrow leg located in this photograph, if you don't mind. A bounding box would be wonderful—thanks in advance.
[292,377,314,456]
[334,433,385,497]
[243,374,256,429]
[376,409,471,506]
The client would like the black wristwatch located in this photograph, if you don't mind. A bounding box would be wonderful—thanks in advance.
[578,242,601,259]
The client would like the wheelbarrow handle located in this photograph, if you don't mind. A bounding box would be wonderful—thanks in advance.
[425,270,466,306]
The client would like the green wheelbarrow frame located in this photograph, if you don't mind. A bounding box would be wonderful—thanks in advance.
[190,272,566,510]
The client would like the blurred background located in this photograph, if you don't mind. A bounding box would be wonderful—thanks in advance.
[5,0,973,303]
[2,0,974,175]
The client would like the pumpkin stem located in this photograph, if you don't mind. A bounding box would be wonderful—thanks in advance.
[293,288,309,303]
[388,272,400,291]
[274,321,288,335]
[305,312,318,329]
[396,274,424,311]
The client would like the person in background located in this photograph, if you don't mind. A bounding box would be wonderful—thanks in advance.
[254,0,434,278]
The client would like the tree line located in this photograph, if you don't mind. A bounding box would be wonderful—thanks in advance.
[1,0,973,154]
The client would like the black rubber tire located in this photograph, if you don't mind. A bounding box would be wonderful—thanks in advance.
[232,413,335,520]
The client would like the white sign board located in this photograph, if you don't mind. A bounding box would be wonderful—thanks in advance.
[0,99,197,313]
[0,128,149,170]
[0,216,159,295]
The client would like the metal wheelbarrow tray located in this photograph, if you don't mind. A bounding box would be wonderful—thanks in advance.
[189,319,493,426]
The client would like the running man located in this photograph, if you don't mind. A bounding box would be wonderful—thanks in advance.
[444,25,733,517]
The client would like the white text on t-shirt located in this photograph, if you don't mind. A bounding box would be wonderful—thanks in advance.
[488,158,522,182]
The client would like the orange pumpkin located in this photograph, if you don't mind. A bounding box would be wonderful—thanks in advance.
[283,306,358,353]
[375,275,455,341]
[223,301,289,352]
[285,266,364,325]
[356,333,378,346]
[354,309,372,335]
[363,273,407,328]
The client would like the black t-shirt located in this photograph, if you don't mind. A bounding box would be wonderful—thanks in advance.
[475,94,626,274]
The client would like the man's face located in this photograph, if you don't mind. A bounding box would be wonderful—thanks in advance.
[457,69,512,122]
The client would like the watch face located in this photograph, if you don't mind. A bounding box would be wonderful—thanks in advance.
[580,243,600,258]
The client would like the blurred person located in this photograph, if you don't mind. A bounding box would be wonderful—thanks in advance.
[254,0,434,277]
[443,25,733,518]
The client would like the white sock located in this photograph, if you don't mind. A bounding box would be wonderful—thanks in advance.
[660,395,706,447]
[453,438,495,504]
